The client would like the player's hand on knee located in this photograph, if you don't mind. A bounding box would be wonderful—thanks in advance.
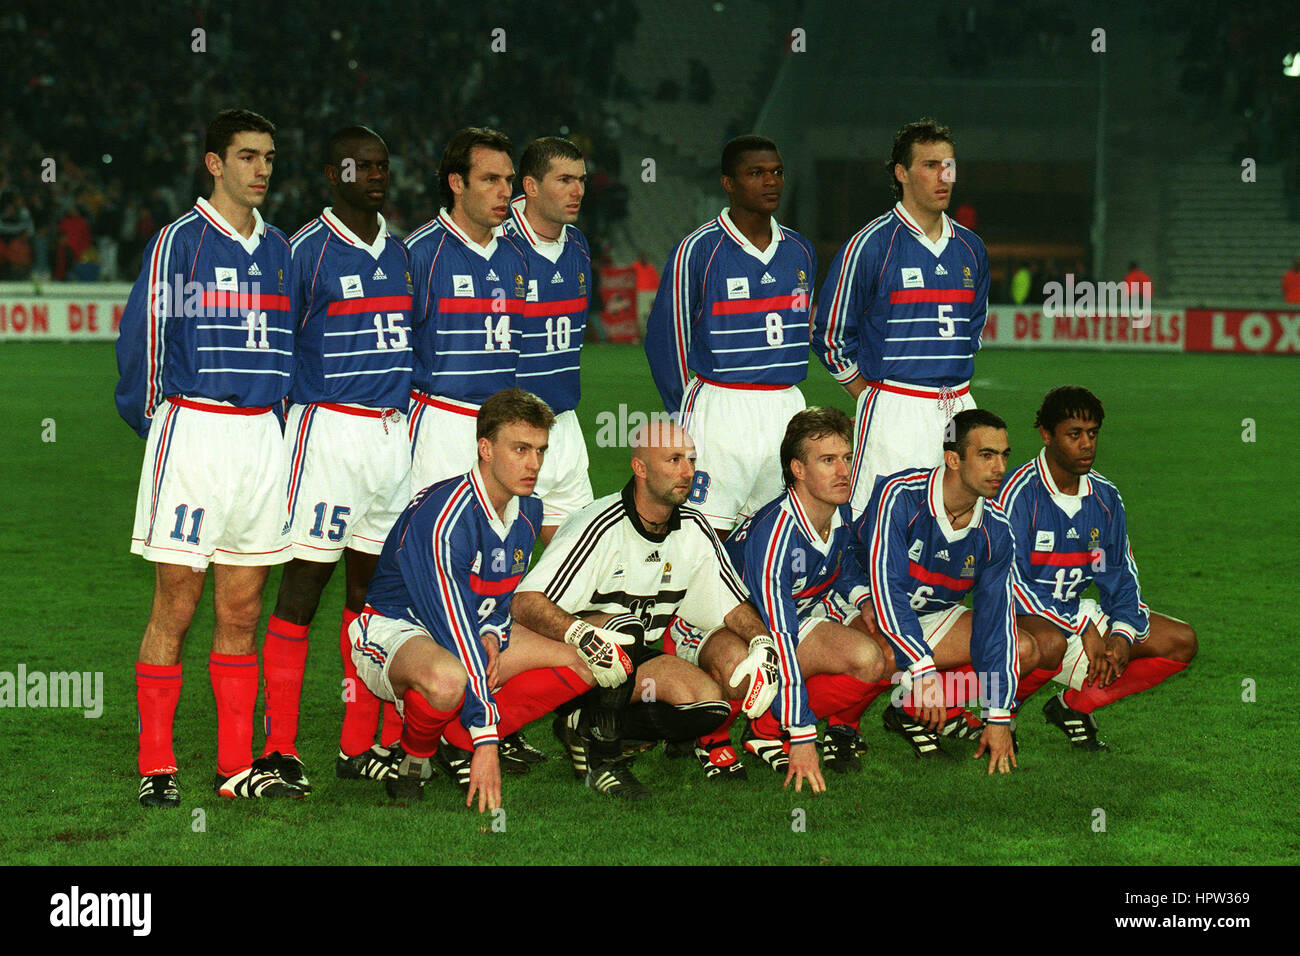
[729,635,780,719]
[974,725,1017,775]
[1103,634,1131,684]
[480,634,501,690]
[1081,625,1109,686]
[468,744,502,813]
[783,741,826,794]
[914,672,946,730]
[564,620,635,688]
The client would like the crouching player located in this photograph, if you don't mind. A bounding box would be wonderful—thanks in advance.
[999,386,1197,750]
[673,407,890,790]
[857,409,1041,773]
[349,388,570,811]
[511,421,781,801]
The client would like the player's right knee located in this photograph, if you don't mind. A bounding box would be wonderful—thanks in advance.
[1016,630,1040,674]
[1033,625,1067,670]
[413,662,467,711]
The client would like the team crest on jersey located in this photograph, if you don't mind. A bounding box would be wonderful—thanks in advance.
[961,554,975,578]
[512,548,527,574]
[1089,528,1100,549]
[661,561,672,584]
[526,279,539,303]
[908,539,923,561]
[405,271,414,294]
[453,274,474,297]
[1035,530,1055,551]
[278,268,285,294]
[726,277,749,299]
[340,274,364,299]
[901,267,924,289]
[578,271,586,292]
[514,273,526,297]
[962,265,974,289]
[214,267,238,291]
[796,268,809,291]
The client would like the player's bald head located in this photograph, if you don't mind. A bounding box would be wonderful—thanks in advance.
[326,125,386,167]
[629,419,693,463]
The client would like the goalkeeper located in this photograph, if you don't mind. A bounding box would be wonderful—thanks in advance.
[511,421,782,801]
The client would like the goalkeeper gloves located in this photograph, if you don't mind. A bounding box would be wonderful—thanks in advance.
[730,634,780,719]
[564,620,636,688]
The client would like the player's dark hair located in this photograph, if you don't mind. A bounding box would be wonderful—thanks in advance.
[1034,386,1105,433]
[439,127,513,210]
[325,125,385,167]
[886,118,953,200]
[476,387,556,445]
[519,137,584,188]
[944,409,1008,457]
[205,109,276,163]
[721,135,779,178]
[780,406,853,487]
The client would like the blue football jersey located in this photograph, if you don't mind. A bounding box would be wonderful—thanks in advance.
[504,196,591,413]
[644,210,817,413]
[727,490,871,742]
[998,450,1150,644]
[854,466,1019,720]
[405,209,528,404]
[287,209,413,408]
[814,203,990,389]
[115,198,294,438]
[364,466,543,744]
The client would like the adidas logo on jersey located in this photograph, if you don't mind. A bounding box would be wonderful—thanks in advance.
[1066,528,1079,539]
[935,264,948,276]
[551,271,564,284]
[644,550,661,563]
[247,263,262,276]
[485,268,500,281]
[760,272,775,284]
[373,267,387,280]
[936,548,950,561]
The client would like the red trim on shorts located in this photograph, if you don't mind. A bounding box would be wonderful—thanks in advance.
[696,376,789,391]
[863,380,970,399]
[315,402,394,418]
[408,391,479,416]
[167,397,273,415]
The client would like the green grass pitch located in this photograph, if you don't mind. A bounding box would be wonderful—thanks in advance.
[0,342,1295,865]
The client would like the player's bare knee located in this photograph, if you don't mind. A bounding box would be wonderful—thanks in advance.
[415,663,467,711]
[214,593,263,635]
[1170,623,1198,663]
[1016,630,1040,673]
[1036,629,1067,670]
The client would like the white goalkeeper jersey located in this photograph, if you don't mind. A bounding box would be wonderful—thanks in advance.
[519,478,749,637]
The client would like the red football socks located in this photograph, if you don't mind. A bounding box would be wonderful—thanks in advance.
[338,608,382,757]
[1016,666,1063,705]
[1064,657,1187,714]
[399,689,458,759]
[807,673,873,721]
[262,616,309,757]
[381,701,402,749]
[136,662,182,775]
[697,698,742,750]
[209,652,258,776]
[443,667,589,751]
[828,678,891,729]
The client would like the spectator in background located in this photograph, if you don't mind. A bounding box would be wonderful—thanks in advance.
[55,202,93,281]
[1282,257,1300,302]
[1123,260,1153,300]
[0,192,35,279]
[954,200,977,231]
[1009,261,1032,305]
[632,249,659,337]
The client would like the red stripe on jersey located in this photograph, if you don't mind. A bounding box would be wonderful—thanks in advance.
[201,291,292,311]
[795,569,837,601]
[908,561,972,592]
[709,294,798,315]
[1029,551,1096,567]
[437,297,524,313]
[523,296,587,316]
[470,572,523,596]
[327,295,414,315]
[888,289,976,304]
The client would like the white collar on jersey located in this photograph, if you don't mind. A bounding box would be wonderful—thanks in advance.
[783,487,842,556]
[195,197,265,255]
[438,207,502,260]
[927,465,984,543]
[321,207,388,260]
[718,208,783,265]
[1035,448,1092,518]
[509,195,569,248]
[469,465,520,539]
[893,201,954,259]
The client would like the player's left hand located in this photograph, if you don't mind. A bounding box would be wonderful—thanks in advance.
[783,741,826,794]
[1103,634,1131,685]
[480,634,501,690]
[973,724,1017,775]
[730,635,780,719]
[1081,624,1114,687]
[467,743,502,813]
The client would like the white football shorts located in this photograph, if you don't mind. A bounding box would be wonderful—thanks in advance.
[349,609,428,713]
[534,409,593,527]
[1054,597,1112,690]
[408,391,479,498]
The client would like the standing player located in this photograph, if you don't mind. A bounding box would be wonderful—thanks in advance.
[814,118,990,517]
[674,407,890,787]
[115,110,299,805]
[856,409,1040,773]
[999,386,1197,750]
[405,128,528,494]
[511,422,782,800]
[505,137,594,545]
[257,126,414,792]
[644,135,817,533]
[349,388,554,811]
